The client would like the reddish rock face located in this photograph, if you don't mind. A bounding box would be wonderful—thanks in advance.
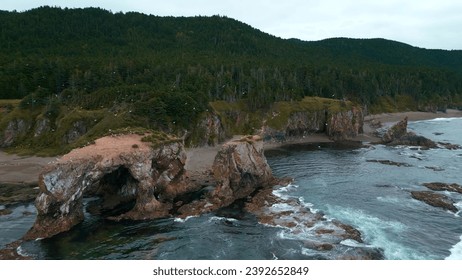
[210,135,275,207]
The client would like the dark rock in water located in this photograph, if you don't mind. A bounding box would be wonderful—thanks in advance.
[437,142,461,150]
[0,208,12,216]
[366,159,412,167]
[425,166,445,172]
[387,132,438,149]
[433,132,444,136]
[411,191,458,212]
[423,182,462,194]
[374,184,397,188]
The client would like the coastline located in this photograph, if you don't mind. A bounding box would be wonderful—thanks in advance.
[1,110,462,185]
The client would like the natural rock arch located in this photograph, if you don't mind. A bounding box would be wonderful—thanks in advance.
[25,134,190,239]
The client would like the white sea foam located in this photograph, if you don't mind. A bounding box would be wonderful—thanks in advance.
[340,239,363,247]
[208,216,238,223]
[445,235,462,260]
[270,203,296,213]
[420,117,462,123]
[298,196,319,213]
[16,245,30,257]
[326,205,429,259]
[173,216,196,223]
[377,196,403,205]
[453,201,462,217]
[272,183,299,200]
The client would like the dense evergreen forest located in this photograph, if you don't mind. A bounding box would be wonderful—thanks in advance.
[1,6,462,154]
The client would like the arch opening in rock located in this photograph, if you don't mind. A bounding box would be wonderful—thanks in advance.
[85,166,138,218]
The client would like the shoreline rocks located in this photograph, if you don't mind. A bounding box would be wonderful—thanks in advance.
[244,187,384,259]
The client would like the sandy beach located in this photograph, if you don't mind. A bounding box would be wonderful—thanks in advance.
[0,152,56,185]
[1,110,461,185]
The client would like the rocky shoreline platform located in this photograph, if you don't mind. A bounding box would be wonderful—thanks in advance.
[1,110,462,259]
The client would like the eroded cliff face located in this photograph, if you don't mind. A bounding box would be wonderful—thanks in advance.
[262,105,364,142]
[326,107,364,140]
[185,112,226,147]
[0,119,31,148]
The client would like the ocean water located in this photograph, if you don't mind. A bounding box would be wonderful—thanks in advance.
[1,118,462,260]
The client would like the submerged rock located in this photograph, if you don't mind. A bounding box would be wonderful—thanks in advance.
[410,191,458,212]
[423,182,462,194]
[366,159,412,167]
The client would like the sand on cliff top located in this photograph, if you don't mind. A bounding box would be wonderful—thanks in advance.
[1,110,462,184]
[59,134,151,163]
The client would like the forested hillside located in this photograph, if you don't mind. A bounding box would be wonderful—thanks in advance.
[2,7,462,106]
[0,6,461,154]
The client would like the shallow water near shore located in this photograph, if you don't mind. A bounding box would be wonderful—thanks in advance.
[1,118,462,259]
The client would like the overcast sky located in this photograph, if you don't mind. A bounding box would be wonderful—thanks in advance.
[1,0,461,50]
